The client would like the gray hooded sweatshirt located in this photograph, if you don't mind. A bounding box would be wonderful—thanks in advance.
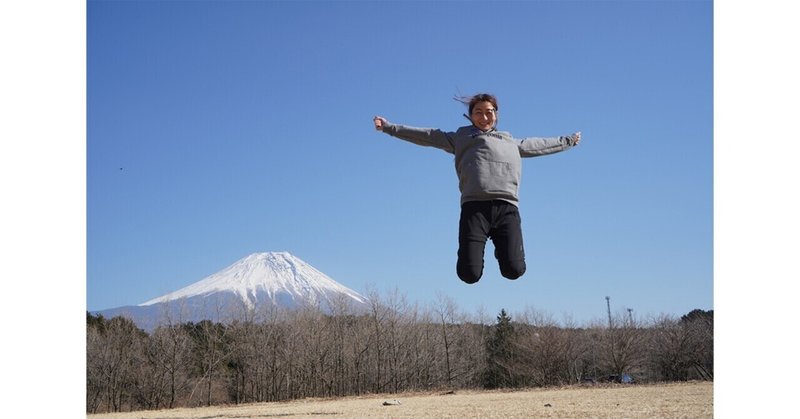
[380,123,578,207]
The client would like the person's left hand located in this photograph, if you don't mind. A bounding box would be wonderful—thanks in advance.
[572,131,581,145]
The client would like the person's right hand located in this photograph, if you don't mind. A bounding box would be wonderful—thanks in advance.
[373,116,387,131]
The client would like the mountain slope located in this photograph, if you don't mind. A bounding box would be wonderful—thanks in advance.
[95,252,368,331]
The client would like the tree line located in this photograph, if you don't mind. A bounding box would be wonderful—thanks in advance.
[86,291,712,414]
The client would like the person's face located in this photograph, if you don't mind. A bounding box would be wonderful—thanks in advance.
[470,101,497,131]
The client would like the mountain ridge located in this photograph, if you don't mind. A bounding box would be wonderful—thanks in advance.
[94,252,368,331]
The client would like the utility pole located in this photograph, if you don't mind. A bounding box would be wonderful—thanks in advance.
[605,296,612,329]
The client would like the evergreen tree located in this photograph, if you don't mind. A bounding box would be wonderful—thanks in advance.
[87,311,107,333]
[481,309,517,388]
[680,309,713,325]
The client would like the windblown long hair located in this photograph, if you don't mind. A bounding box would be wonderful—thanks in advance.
[454,93,499,123]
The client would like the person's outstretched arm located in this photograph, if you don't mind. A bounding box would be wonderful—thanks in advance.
[373,116,456,154]
[517,131,581,157]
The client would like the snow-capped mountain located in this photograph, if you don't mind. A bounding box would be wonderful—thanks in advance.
[142,252,367,309]
[94,252,369,331]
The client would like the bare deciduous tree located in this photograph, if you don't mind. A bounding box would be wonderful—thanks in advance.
[86,314,146,412]
[598,311,646,380]
[646,312,713,381]
[516,308,576,386]
[87,298,713,414]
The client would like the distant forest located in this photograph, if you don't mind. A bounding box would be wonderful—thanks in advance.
[86,291,713,414]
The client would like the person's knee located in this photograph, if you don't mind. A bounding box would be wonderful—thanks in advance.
[457,264,483,284]
[500,260,526,280]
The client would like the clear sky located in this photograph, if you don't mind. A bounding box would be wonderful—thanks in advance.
[86,0,713,325]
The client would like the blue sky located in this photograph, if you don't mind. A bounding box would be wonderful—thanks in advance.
[86,0,713,324]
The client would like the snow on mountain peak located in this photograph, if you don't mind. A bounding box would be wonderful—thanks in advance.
[139,252,367,309]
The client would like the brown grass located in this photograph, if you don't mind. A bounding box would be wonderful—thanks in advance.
[88,381,712,418]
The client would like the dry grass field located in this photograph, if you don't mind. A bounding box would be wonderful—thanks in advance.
[89,381,712,418]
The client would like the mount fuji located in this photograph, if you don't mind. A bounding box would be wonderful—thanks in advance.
[94,252,369,331]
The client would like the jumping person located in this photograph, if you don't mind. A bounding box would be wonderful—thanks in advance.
[373,93,581,284]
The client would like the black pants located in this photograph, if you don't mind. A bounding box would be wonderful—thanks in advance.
[457,200,526,283]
